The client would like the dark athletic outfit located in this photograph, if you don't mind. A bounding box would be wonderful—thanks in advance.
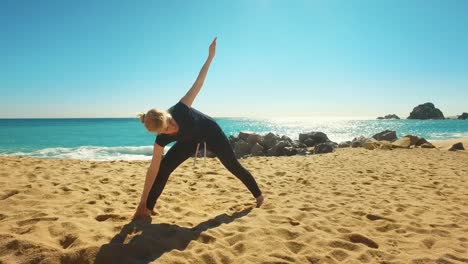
[146,101,262,210]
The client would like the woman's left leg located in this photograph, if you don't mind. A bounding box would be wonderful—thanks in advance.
[205,124,262,199]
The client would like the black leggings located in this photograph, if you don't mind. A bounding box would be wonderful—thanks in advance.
[146,122,262,210]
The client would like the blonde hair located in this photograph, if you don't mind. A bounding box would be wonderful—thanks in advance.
[137,108,169,134]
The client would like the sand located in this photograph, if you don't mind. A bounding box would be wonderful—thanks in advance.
[0,139,467,264]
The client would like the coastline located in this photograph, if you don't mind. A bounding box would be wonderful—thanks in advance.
[0,138,467,263]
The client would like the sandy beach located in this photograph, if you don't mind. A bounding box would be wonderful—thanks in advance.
[0,138,467,264]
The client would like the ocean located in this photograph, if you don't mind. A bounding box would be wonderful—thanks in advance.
[1,118,467,161]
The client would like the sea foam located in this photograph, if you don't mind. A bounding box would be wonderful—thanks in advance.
[2,145,171,161]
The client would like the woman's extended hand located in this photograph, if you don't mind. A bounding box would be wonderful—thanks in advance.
[208,37,217,59]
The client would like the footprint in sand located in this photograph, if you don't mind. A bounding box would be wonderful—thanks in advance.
[61,186,72,192]
[99,178,110,184]
[1,190,19,200]
[328,240,360,251]
[228,203,253,212]
[366,214,394,222]
[269,253,296,263]
[286,241,306,254]
[197,233,217,244]
[59,234,79,249]
[95,214,126,222]
[0,214,7,221]
[347,233,379,249]
[422,238,435,249]
[17,217,59,226]
[329,249,350,262]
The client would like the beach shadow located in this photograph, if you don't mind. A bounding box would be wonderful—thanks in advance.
[94,208,252,264]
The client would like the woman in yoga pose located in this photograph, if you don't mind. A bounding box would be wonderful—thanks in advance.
[133,38,264,219]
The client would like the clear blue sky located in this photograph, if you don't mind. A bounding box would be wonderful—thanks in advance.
[2,0,467,118]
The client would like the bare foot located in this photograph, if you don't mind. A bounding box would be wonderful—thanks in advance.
[256,194,264,208]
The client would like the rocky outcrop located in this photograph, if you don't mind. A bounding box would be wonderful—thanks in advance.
[377,114,400,120]
[339,131,435,150]
[407,103,445,120]
[458,113,468,120]
[226,130,443,159]
[228,131,339,158]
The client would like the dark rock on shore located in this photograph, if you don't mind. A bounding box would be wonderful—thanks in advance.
[314,142,336,154]
[299,132,331,147]
[229,131,329,158]
[228,129,443,158]
[372,130,397,142]
[407,102,445,120]
[449,142,465,151]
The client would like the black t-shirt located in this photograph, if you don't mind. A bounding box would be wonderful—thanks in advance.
[155,101,215,147]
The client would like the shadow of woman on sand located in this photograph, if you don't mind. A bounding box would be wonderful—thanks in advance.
[94,208,252,264]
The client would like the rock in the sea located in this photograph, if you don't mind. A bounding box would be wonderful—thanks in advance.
[250,143,264,156]
[372,130,397,142]
[407,102,445,120]
[314,142,335,154]
[458,112,468,120]
[299,132,331,147]
[377,114,400,120]
[449,142,465,151]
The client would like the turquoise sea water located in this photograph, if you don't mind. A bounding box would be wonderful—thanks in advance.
[1,118,467,160]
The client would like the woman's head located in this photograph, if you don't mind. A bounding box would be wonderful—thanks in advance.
[138,108,169,134]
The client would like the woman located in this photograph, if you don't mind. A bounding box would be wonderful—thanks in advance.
[133,38,264,219]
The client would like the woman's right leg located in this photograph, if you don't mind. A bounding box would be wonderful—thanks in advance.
[146,141,198,211]
[206,124,262,199]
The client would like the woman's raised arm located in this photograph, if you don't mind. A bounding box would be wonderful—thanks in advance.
[180,37,217,108]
